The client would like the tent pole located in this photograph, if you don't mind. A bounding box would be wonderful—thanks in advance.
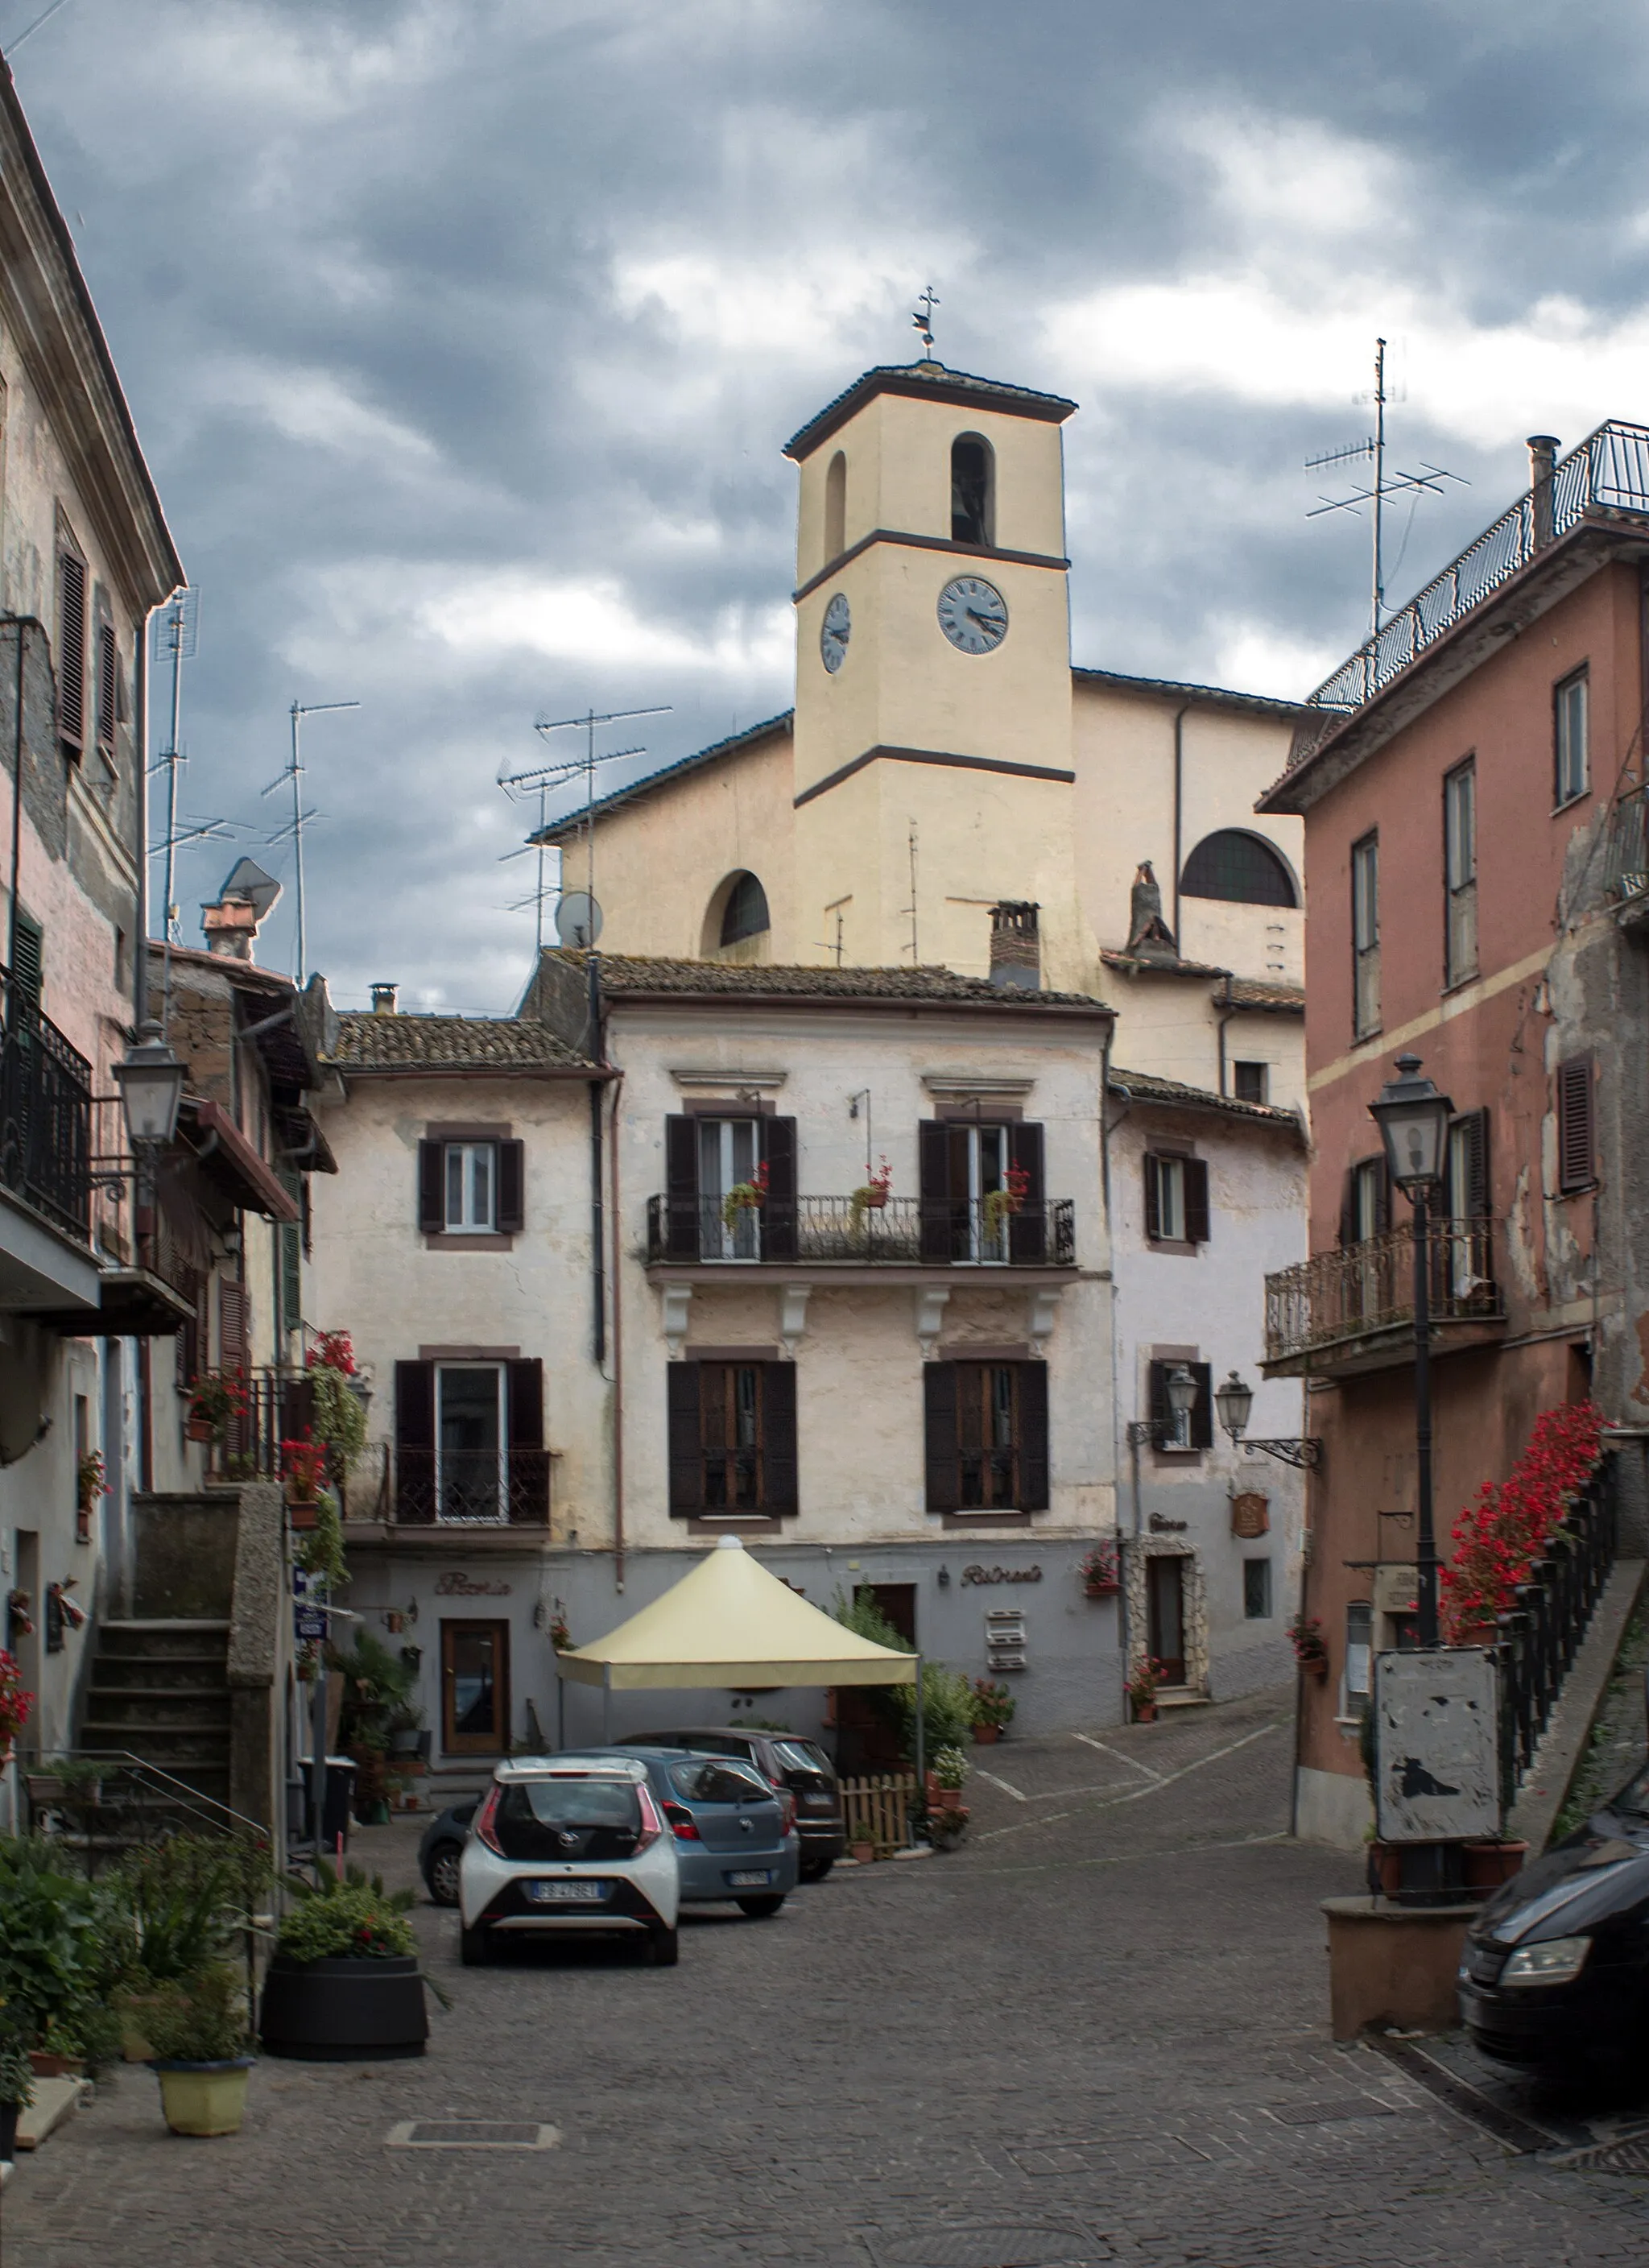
[601,1669,611,1744]
[556,1668,564,1750]
[913,1656,925,1844]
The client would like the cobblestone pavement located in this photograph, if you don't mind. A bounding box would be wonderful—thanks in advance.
[10,1684,1649,2266]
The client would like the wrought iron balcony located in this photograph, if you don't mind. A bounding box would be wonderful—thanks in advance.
[0,979,92,1243]
[1292,423,1649,768]
[391,1448,551,1527]
[645,1193,1077,1269]
[1263,1219,1503,1377]
[1604,779,1649,917]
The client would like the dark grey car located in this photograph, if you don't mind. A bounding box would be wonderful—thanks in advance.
[630,1727,844,1880]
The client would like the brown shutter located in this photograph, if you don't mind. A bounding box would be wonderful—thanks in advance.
[919,1120,952,1264]
[923,1361,961,1512]
[1450,1108,1490,1219]
[761,1116,798,1261]
[57,549,85,753]
[667,1362,704,1517]
[1337,1167,1356,1248]
[1017,1361,1049,1509]
[496,1139,525,1233]
[395,1360,436,1522]
[507,1356,547,1522]
[1144,1154,1162,1240]
[417,1140,444,1233]
[1183,1157,1210,1245]
[1008,1120,1044,1264]
[97,621,116,752]
[1374,1157,1392,1234]
[665,1115,700,1260]
[1147,1359,1170,1438]
[1557,1057,1594,1194]
[760,1362,798,1516]
[1189,1361,1213,1451]
[218,1280,248,1374]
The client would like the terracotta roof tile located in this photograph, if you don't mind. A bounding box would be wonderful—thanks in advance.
[1220,976,1305,1014]
[328,1014,593,1071]
[547,950,1108,1012]
[1109,1066,1305,1135]
[1100,948,1231,979]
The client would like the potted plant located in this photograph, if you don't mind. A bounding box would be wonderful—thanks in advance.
[848,1157,893,1229]
[848,1838,876,1864]
[147,1964,255,2137]
[720,1160,769,1229]
[1127,1657,1167,1724]
[1287,1615,1329,1678]
[971,1678,1015,1744]
[548,1608,572,1652]
[0,1647,32,1765]
[282,1433,329,1526]
[258,1861,430,2060]
[983,1162,1031,1238]
[926,1802,969,1849]
[187,1368,246,1446]
[0,2028,31,2164]
[308,1335,368,1477]
[1079,1542,1121,1598]
[112,1836,267,2061]
[928,1744,970,1809]
[1462,1836,1530,1889]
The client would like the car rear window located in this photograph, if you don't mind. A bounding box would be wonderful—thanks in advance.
[771,1740,830,1775]
[503,1778,640,1831]
[667,1759,771,1804]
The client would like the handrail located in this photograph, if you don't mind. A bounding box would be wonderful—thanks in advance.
[1493,1476,1617,1810]
[29,1747,268,1843]
[645,1191,1077,1268]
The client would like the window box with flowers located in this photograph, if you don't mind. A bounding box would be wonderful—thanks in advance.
[1079,1542,1121,1598]
[186,1369,247,1445]
[282,1434,329,1529]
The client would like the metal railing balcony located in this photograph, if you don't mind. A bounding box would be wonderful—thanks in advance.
[0,975,92,1242]
[1292,423,1649,766]
[1604,779,1649,908]
[1264,1218,1502,1369]
[645,1192,1077,1269]
[390,1446,551,1527]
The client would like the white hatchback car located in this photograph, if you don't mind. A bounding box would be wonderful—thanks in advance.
[458,1754,681,1967]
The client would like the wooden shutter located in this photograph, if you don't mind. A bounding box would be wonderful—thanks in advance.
[394,1360,435,1522]
[1451,1108,1490,1219]
[96,621,116,753]
[218,1280,248,1374]
[1374,1157,1392,1234]
[507,1356,548,1522]
[57,548,85,753]
[1144,1154,1162,1240]
[1557,1058,1594,1194]
[1008,1120,1044,1264]
[664,1115,700,1260]
[761,1116,798,1261]
[760,1362,798,1516]
[667,1362,704,1517]
[919,1120,952,1264]
[1147,1359,1170,1438]
[1189,1361,1213,1451]
[923,1361,961,1512]
[496,1139,525,1233]
[1183,1157,1210,1245]
[1017,1361,1049,1509]
[417,1140,444,1233]
[9,911,42,1012]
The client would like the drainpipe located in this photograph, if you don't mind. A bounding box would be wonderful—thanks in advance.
[1215,971,1236,1099]
[1528,435,1560,551]
[1171,702,1190,946]
[608,1070,625,1594]
[588,954,605,1368]
[6,620,24,1005]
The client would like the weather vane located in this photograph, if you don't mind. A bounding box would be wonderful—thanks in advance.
[911,287,940,357]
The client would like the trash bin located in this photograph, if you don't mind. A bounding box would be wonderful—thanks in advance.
[297,1757,357,1854]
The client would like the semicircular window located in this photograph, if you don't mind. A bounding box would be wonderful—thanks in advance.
[1180,830,1296,908]
[719,872,771,946]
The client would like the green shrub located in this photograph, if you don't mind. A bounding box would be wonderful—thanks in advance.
[145,1964,250,2064]
[894,1666,977,1757]
[0,2030,32,2109]
[114,1836,268,1987]
[279,1862,416,1963]
[0,1839,105,2039]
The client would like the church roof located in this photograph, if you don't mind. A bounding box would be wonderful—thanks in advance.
[1072,667,1306,723]
[531,712,793,844]
[783,361,1078,462]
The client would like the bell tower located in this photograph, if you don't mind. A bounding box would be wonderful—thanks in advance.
[784,357,1082,978]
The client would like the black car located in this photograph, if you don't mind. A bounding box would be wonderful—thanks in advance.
[630,1727,844,1880]
[1460,1764,1649,2076]
[419,1799,476,1906]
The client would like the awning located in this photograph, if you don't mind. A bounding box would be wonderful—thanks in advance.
[556,1536,918,1691]
[178,1095,300,1223]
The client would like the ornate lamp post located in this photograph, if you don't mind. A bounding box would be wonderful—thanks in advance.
[112,1020,184,1270]
[1125,1364,1199,1447]
[1368,1052,1454,1645]
[1213,1370,1322,1468]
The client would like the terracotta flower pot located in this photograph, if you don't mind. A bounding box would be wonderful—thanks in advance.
[972,1723,1000,1745]
[936,1788,963,1811]
[1085,1580,1120,1599]
[1300,1657,1329,1679]
[1464,1840,1528,1889]
[185,1417,215,1443]
[287,1500,319,1532]
[30,2050,84,2079]
[849,1840,876,1864]
[1132,1700,1157,1725]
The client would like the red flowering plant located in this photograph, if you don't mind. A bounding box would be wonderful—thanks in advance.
[985,1163,1032,1235]
[281,1432,329,1502]
[1440,1400,1606,1641]
[307,1331,357,1377]
[0,1649,34,1746]
[188,1368,247,1436]
[720,1159,770,1228]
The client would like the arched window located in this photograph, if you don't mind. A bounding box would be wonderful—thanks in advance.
[719,872,771,946]
[824,450,846,563]
[1180,830,1298,908]
[951,434,994,547]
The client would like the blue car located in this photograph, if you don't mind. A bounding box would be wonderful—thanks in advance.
[595,1745,799,1916]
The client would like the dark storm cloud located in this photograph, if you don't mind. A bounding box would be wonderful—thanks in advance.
[10,0,1649,1004]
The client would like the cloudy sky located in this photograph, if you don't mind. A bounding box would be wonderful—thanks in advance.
[13,0,1649,1008]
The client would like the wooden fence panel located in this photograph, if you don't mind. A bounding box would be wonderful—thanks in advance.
[840,1772,915,1856]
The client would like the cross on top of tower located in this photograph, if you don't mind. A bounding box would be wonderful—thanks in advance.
[911,286,940,360]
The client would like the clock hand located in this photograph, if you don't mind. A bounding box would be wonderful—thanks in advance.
[965,606,1003,628]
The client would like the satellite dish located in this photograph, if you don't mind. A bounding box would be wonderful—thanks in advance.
[555,891,603,948]
[217,857,282,922]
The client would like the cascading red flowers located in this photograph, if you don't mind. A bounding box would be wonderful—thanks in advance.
[0,1648,34,1745]
[1440,1400,1605,1640]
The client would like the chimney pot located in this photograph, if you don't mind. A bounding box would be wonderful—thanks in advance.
[200,895,258,961]
[370,983,399,1016]
[988,901,1040,991]
[1527,434,1560,548]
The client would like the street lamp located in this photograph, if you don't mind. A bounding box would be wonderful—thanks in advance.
[1370,1052,1454,1645]
[1126,1364,1198,1447]
[113,1020,185,1150]
[1213,1370,1322,1469]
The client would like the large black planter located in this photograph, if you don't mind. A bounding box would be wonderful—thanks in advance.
[258,1955,428,2061]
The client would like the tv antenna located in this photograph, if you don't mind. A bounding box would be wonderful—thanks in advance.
[498,704,669,954]
[262,698,358,985]
[150,589,201,1033]
[912,286,940,357]
[1306,337,1465,641]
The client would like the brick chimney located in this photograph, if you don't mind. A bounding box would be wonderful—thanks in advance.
[370,982,399,1016]
[989,901,1040,990]
[201,892,258,960]
[1527,434,1560,548]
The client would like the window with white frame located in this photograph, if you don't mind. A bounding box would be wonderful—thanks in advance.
[1444,758,1477,987]
[1555,668,1589,806]
[444,1142,496,1232]
[1344,1601,1373,1715]
[1352,833,1380,1037]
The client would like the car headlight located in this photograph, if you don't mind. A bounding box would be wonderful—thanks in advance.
[1499,1935,1592,1986]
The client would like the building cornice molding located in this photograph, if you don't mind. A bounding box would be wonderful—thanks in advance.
[794,528,1068,605]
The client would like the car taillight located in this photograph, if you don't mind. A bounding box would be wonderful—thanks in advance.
[664,1802,701,1842]
[473,1782,505,1856]
[779,1791,796,1836]
[633,1783,664,1853]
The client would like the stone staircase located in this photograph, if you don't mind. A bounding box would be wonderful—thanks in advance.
[77,1618,234,1810]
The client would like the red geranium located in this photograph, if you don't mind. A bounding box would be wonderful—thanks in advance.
[1440,1401,1605,1639]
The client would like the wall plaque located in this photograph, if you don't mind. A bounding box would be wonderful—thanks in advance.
[1230,1492,1271,1540]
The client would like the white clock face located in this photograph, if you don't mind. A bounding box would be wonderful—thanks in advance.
[937,575,1008,655]
[820,591,851,674]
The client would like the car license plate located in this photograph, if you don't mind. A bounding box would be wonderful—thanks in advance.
[727,1869,773,1888]
[527,1880,607,1904]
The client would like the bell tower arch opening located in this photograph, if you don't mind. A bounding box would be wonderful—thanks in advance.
[824,449,846,564]
[951,433,994,547]
[704,870,771,963]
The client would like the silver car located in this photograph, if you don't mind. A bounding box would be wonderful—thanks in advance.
[599,1746,800,1916]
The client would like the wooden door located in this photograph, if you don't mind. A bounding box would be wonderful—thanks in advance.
[1146,1557,1186,1687]
[440,1620,510,1754]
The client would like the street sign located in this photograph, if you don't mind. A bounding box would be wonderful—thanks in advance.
[1374,1648,1500,1844]
[295,1607,327,1641]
